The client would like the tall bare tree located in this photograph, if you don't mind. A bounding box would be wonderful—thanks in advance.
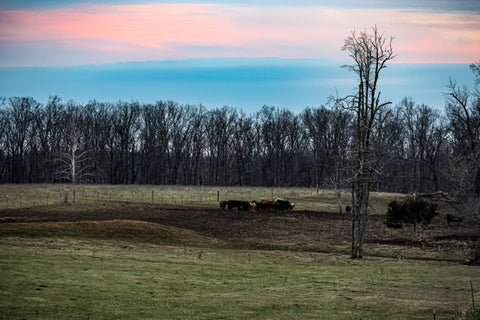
[4,97,38,183]
[303,106,353,205]
[55,101,94,184]
[445,62,480,221]
[401,99,445,192]
[205,107,237,185]
[231,112,254,186]
[445,63,480,196]
[340,26,395,258]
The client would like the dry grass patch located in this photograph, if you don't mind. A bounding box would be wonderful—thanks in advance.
[0,220,225,248]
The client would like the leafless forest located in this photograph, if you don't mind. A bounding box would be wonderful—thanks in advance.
[0,64,478,199]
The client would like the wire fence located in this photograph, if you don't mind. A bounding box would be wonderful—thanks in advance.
[0,185,341,211]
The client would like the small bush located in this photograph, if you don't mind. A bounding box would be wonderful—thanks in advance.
[466,239,480,265]
[465,309,480,320]
[386,198,438,230]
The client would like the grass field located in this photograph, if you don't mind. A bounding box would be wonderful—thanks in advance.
[0,184,478,319]
[0,183,404,213]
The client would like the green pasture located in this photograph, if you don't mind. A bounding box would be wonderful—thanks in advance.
[0,184,404,213]
[0,237,477,320]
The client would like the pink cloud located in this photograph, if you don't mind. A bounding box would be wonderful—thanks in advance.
[0,3,478,65]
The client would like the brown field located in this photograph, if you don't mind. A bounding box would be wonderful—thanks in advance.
[0,200,477,262]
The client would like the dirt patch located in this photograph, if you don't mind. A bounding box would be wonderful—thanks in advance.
[0,202,478,260]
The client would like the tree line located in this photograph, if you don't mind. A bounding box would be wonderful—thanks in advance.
[0,64,478,197]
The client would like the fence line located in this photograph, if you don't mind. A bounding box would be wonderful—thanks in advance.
[0,186,341,211]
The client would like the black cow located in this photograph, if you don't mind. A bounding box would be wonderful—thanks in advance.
[227,200,251,211]
[255,200,275,211]
[275,199,293,211]
[239,201,251,211]
[227,200,242,210]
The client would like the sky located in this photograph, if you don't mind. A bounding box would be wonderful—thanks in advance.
[0,0,479,112]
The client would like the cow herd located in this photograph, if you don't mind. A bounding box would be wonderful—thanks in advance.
[219,199,294,212]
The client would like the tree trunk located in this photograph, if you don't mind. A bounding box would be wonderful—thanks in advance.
[351,170,370,259]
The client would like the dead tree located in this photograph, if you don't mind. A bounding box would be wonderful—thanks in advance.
[340,26,396,258]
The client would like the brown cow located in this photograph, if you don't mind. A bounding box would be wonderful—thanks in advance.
[219,200,228,209]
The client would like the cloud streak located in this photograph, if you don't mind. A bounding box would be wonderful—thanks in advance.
[1,2,479,66]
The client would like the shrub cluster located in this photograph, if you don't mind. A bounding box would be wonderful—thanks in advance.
[386,198,438,230]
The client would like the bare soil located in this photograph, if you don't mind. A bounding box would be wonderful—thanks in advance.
[0,201,478,262]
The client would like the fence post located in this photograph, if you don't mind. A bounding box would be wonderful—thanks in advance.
[217,191,219,202]
[152,190,154,203]
[73,189,76,204]
[471,280,475,309]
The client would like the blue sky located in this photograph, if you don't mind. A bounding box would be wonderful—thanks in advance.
[0,59,474,112]
[0,0,478,112]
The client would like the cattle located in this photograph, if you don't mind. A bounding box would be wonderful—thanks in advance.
[446,213,463,225]
[227,200,242,210]
[219,200,228,209]
[274,199,294,211]
[226,200,254,211]
[254,199,294,212]
[255,199,275,211]
[223,198,293,212]
[235,201,249,211]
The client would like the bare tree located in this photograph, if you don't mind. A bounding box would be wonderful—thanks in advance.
[369,105,405,192]
[110,102,141,184]
[56,132,94,184]
[445,62,480,222]
[55,102,94,184]
[445,65,480,196]
[303,106,353,206]
[180,104,206,185]
[33,95,64,182]
[205,107,237,185]
[0,97,8,181]
[4,97,38,183]
[231,112,254,186]
[257,106,305,187]
[339,26,396,258]
[400,98,445,192]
